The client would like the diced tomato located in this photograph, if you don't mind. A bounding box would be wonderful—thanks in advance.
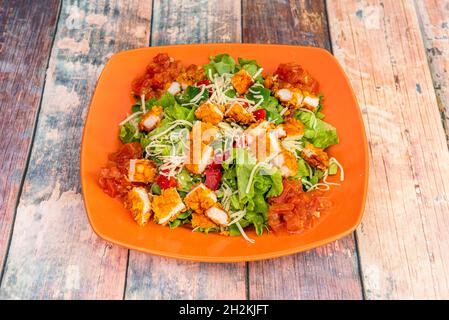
[204,168,222,191]
[196,79,212,96]
[196,80,210,86]
[253,109,266,121]
[267,179,330,234]
[156,174,177,189]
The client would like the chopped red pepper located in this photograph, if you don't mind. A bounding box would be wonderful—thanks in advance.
[156,173,177,189]
[204,168,222,191]
[253,109,266,121]
[196,79,212,96]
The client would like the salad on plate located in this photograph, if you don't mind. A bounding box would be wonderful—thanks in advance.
[98,53,343,243]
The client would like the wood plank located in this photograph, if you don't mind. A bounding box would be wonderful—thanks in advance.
[125,0,246,300]
[0,0,60,276]
[414,0,449,141]
[327,0,449,299]
[151,0,241,44]
[242,0,330,48]
[0,0,153,299]
[243,0,363,299]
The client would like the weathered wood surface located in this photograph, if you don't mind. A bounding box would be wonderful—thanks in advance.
[151,0,241,45]
[243,0,330,48]
[2,0,449,300]
[415,0,449,142]
[327,0,449,299]
[0,0,153,299]
[125,0,246,300]
[0,0,60,275]
[243,0,363,299]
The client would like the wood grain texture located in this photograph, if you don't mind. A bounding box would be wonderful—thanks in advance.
[151,0,241,45]
[243,0,363,299]
[243,0,330,48]
[415,0,449,141]
[0,0,60,275]
[125,0,246,300]
[0,0,152,299]
[126,254,246,299]
[328,0,449,299]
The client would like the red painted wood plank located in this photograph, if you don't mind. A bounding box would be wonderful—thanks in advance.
[0,0,60,274]
[125,0,246,300]
[242,0,363,299]
[0,0,152,299]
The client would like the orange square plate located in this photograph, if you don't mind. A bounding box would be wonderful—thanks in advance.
[80,44,368,262]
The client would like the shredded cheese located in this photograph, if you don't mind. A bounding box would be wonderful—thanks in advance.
[149,120,192,140]
[119,111,143,126]
[236,221,255,244]
[141,94,146,113]
[299,108,317,130]
[280,106,289,116]
[191,85,206,103]
[228,209,246,226]
[329,157,344,181]
[252,67,263,80]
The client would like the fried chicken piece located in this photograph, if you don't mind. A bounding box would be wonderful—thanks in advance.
[139,105,164,132]
[124,187,151,226]
[127,159,157,183]
[225,102,255,125]
[194,102,225,125]
[231,69,254,95]
[301,142,329,171]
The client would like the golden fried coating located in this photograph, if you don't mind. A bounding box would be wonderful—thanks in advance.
[225,102,255,125]
[231,69,254,95]
[194,102,225,125]
[301,142,329,171]
[152,187,186,225]
[139,105,164,132]
[184,183,217,213]
[128,159,157,183]
[124,187,151,226]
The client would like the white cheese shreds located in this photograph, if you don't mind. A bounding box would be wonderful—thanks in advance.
[228,209,246,226]
[150,120,192,140]
[330,157,344,181]
[236,221,255,244]
[191,84,206,103]
[299,108,317,129]
[141,94,146,113]
[280,106,289,116]
[252,67,263,80]
[119,111,143,126]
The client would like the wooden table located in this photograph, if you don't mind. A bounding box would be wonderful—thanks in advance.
[1,0,448,299]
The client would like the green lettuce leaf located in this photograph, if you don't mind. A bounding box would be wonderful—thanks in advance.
[237,57,263,83]
[175,85,208,105]
[204,53,236,79]
[294,110,339,149]
[119,121,141,143]
[223,149,284,235]
[164,102,195,122]
[245,85,283,124]
[176,168,196,192]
